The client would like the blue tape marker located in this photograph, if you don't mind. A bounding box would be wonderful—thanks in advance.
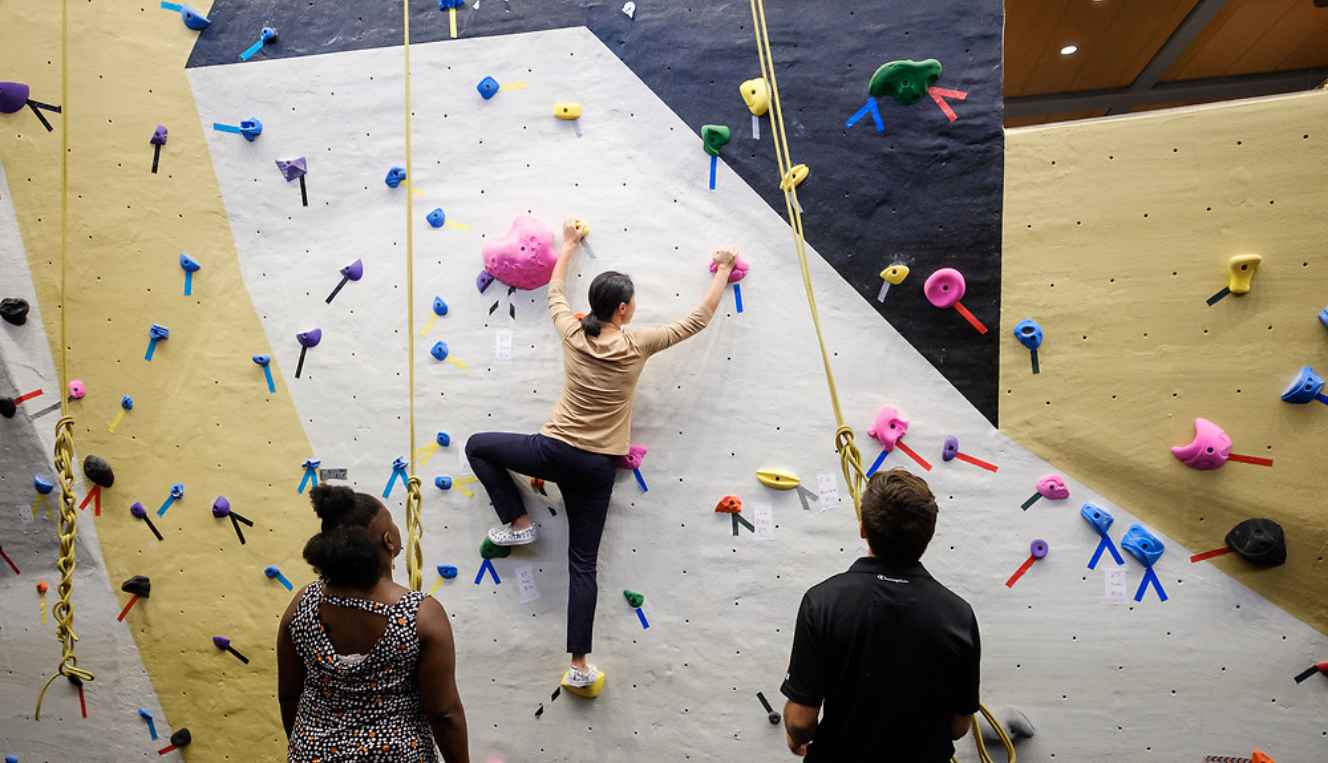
[1087,535,1125,570]
[156,495,176,517]
[240,39,265,61]
[263,365,275,393]
[846,101,873,128]
[382,467,406,498]
[636,607,649,629]
[140,709,158,740]
[733,283,744,314]
[1134,566,1168,602]
[709,155,717,190]
[184,270,193,296]
[633,468,648,493]
[1316,392,1328,406]
[475,559,500,585]
[869,99,884,132]
[213,123,243,134]
[145,337,160,361]
[866,449,889,477]
[298,468,315,494]
[275,571,292,590]
[160,2,183,10]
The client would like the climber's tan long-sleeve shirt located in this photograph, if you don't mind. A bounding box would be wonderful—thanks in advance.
[539,276,713,456]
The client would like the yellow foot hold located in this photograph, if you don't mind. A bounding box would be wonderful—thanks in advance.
[562,669,606,698]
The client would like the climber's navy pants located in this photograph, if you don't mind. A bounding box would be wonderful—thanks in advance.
[465,432,618,655]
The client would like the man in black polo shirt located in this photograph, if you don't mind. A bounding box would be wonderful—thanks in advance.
[780,468,980,761]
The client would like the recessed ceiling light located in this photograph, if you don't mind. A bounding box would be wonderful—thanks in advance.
[1061,45,1079,55]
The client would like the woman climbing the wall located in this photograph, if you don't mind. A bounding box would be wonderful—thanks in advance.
[466,217,738,694]
[278,485,470,763]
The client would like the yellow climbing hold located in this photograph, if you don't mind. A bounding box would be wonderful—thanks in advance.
[1226,254,1261,294]
[740,77,770,116]
[880,265,910,285]
[553,103,581,120]
[779,164,808,191]
[756,467,800,490]
[562,668,606,698]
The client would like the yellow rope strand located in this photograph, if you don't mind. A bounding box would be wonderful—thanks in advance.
[748,0,866,519]
[402,0,423,592]
[37,1,94,716]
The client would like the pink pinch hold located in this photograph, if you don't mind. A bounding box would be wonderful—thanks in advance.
[481,215,558,291]
[1035,474,1069,500]
[710,254,750,284]
[923,268,966,309]
[1171,417,1232,471]
[867,406,908,451]
[618,444,648,470]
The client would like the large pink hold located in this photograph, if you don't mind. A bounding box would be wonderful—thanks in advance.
[1035,474,1069,500]
[1171,417,1232,471]
[709,254,750,284]
[481,215,557,290]
[867,406,908,451]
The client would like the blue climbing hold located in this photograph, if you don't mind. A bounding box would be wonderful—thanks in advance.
[1121,524,1164,567]
[1281,365,1325,404]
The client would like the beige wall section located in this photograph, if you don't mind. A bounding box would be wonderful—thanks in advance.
[2,2,315,759]
[1001,90,1328,635]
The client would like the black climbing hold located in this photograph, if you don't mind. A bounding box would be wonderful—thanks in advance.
[0,398,15,419]
[169,728,192,747]
[1,297,29,326]
[1225,518,1287,566]
[121,575,152,597]
[83,455,115,488]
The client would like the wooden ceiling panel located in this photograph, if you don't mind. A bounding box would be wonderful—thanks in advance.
[1163,0,1328,81]
[1005,0,1200,97]
[1278,24,1328,71]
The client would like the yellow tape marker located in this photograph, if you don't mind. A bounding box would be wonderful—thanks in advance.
[429,575,446,596]
[421,314,439,338]
[446,356,468,371]
[38,583,48,624]
[33,494,54,522]
[408,183,423,198]
[449,7,458,39]
[108,408,127,434]
[444,220,471,231]
[415,441,441,465]
[498,82,528,92]
[453,476,478,498]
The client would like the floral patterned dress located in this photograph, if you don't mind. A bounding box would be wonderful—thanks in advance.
[288,579,437,762]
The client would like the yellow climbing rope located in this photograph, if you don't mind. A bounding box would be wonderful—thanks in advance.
[402,0,424,592]
[36,0,95,719]
[750,6,1015,759]
[748,0,866,520]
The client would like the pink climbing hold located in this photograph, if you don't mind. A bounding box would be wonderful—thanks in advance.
[617,444,648,470]
[867,406,908,451]
[923,268,965,309]
[710,254,750,284]
[1171,417,1232,471]
[1035,474,1069,500]
[481,215,557,290]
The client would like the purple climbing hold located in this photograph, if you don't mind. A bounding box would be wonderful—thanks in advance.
[476,270,495,294]
[276,157,307,181]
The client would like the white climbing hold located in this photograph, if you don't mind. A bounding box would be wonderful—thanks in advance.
[622,2,636,19]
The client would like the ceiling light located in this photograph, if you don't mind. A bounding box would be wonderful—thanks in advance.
[1060,45,1079,55]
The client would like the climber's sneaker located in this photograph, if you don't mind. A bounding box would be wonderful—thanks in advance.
[562,664,605,698]
[487,523,537,546]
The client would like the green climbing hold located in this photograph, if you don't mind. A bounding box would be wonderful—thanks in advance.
[623,589,645,608]
[867,59,942,105]
[480,537,512,559]
[701,125,731,157]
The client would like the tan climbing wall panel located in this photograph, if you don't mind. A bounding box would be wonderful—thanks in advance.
[1001,90,1328,636]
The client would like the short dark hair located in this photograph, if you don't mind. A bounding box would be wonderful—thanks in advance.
[860,468,938,565]
[581,271,634,337]
[302,485,386,588]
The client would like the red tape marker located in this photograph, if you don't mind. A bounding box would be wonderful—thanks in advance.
[15,389,43,404]
[927,87,967,122]
[1190,546,1233,563]
[157,744,179,756]
[955,451,999,473]
[0,546,20,574]
[117,594,140,622]
[1228,453,1274,467]
[78,485,102,515]
[894,440,932,471]
[1005,555,1037,588]
[953,301,988,334]
[78,683,87,718]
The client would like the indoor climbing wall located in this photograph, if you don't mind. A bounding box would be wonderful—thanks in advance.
[2,4,1328,763]
[1001,91,1328,637]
